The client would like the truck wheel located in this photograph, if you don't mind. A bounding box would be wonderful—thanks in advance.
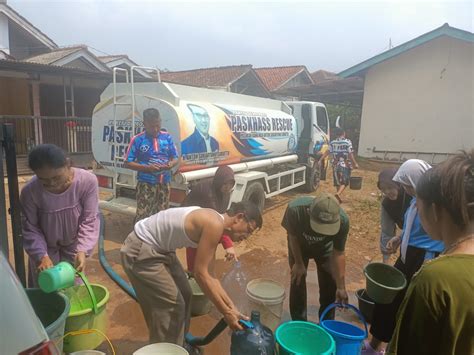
[305,162,321,192]
[242,182,265,212]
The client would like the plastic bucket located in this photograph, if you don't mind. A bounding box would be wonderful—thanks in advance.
[356,289,375,323]
[246,278,285,331]
[320,303,368,355]
[276,321,335,355]
[38,261,76,293]
[188,277,211,316]
[133,343,189,354]
[26,289,70,353]
[63,284,110,353]
[363,263,407,304]
[349,177,363,190]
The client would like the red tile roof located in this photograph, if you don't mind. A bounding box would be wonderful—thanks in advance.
[160,65,252,87]
[311,70,340,83]
[254,65,311,91]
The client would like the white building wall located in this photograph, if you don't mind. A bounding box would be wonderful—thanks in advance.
[358,36,474,161]
[0,13,9,54]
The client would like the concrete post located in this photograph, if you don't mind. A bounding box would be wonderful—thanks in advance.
[30,81,43,145]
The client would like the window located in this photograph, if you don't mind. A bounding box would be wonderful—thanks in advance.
[316,107,329,134]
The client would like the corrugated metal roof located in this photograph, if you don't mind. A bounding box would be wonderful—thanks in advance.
[339,23,474,78]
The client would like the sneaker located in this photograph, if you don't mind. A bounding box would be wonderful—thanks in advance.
[361,340,385,355]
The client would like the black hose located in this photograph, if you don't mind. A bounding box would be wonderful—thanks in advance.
[98,213,137,301]
[98,212,228,347]
[185,318,228,346]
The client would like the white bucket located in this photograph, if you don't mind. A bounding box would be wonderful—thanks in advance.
[246,278,285,331]
[70,351,105,355]
[133,343,189,355]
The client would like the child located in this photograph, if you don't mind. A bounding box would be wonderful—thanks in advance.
[322,128,359,203]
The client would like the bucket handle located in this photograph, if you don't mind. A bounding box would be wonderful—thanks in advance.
[77,271,99,314]
[57,328,115,354]
[320,303,368,338]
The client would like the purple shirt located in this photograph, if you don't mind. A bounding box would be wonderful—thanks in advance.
[20,168,100,263]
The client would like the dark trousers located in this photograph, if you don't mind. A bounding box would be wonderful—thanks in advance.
[288,241,336,321]
[370,246,438,342]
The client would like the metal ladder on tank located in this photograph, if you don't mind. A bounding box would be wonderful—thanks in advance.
[111,66,161,198]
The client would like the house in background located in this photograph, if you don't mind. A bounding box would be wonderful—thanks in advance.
[339,24,473,163]
[255,65,313,98]
[160,65,271,98]
[98,54,152,79]
[0,0,148,164]
[0,0,56,59]
[310,70,340,84]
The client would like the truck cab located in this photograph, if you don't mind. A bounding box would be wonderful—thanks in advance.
[286,101,330,180]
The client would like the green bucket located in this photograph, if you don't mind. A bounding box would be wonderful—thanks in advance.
[189,277,211,317]
[364,263,407,304]
[26,289,70,353]
[63,284,110,353]
[276,321,336,355]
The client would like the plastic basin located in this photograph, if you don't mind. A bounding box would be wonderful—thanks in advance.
[26,289,70,353]
[364,263,407,304]
[63,284,110,353]
[133,343,189,354]
[276,321,335,355]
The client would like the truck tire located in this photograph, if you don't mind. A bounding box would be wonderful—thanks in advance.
[305,161,321,193]
[242,181,265,212]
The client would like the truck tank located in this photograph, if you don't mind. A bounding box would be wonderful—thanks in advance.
[91,82,299,174]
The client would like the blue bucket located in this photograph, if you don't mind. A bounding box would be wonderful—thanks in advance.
[320,303,368,355]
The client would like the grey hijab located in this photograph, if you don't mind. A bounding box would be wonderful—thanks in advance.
[393,159,432,189]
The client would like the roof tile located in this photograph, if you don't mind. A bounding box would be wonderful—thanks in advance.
[24,46,85,65]
[160,65,252,87]
[255,65,310,91]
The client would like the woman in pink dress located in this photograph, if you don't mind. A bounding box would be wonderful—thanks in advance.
[20,144,100,287]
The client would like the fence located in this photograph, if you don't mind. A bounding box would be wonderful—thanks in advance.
[0,115,92,155]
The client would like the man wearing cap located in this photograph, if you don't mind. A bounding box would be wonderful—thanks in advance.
[281,193,349,321]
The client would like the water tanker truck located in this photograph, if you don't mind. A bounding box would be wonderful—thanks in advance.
[92,68,330,214]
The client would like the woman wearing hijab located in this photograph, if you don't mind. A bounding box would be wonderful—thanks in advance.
[363,159,445,355]
[387,151,474,355]
[377,168,412,263]
[182,165,237,272]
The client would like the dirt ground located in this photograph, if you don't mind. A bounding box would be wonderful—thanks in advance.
[5,159,400,354]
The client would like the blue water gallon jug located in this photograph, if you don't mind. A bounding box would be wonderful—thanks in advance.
[231,310,275,355]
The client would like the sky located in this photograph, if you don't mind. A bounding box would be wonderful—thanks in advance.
[8,0,473,73]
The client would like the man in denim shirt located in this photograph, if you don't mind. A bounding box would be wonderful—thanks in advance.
[125,108,178,222]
